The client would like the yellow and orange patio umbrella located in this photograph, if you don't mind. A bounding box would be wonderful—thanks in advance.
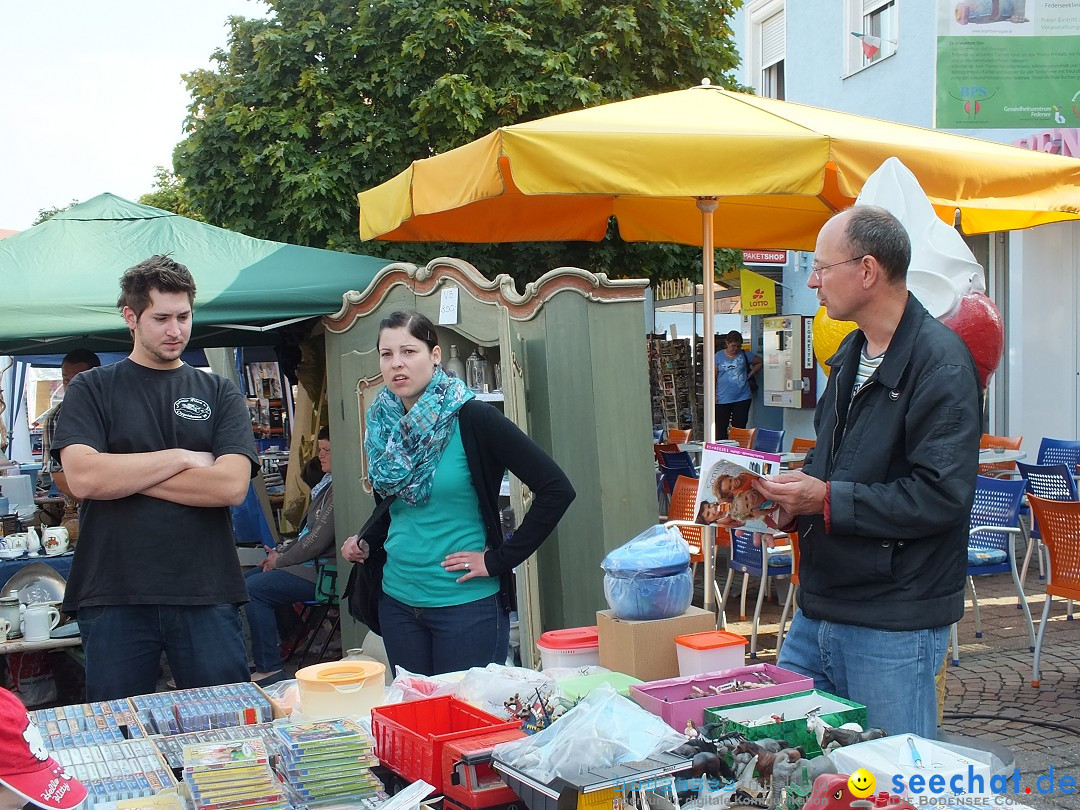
[357,82,1080,440]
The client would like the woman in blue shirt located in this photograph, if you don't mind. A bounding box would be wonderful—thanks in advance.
[714,330,762,440]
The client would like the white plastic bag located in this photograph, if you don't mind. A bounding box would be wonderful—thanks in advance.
[456,664,556,720]
[491,686,686,784]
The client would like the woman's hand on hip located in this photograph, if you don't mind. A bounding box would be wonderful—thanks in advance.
[342,534,369,564]
[442,551,488,583]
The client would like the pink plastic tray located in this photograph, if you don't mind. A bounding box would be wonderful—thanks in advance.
[628,663,813,730]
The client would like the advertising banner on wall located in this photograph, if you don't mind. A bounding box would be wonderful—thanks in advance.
[936,1,1080,129]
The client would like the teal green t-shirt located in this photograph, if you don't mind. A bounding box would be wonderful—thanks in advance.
[381,422,499,607]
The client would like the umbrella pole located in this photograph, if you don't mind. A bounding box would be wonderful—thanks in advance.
[698,197,719,616]
[698,198,719,443]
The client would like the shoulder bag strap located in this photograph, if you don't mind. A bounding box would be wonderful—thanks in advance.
[342,495,396,599]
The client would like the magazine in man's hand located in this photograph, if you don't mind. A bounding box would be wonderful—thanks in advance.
[694,443,781,531]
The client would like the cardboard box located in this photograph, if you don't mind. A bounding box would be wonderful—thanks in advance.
[596,606,716,682]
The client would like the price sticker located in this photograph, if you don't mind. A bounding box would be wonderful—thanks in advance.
[438,287,460,325]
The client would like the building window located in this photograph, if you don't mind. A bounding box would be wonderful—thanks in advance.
[746,0,786,99]
[847,0,898,74]
[762,60,785,100]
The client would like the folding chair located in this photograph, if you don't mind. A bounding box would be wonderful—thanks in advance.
[285,561,341,666]
[1026,495,1080,687]
[1036,437,1080,469]
[752,428,784,454]
[978,433,1023,477]
[728,427,756,449]
[720,529,792,658]
[776,531,801,654]
[786,438,816,470]
[950,476,1034,666]
[1016,461,1078,589]
[662,475,729,616]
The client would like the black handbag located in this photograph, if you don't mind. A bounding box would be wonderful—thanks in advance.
[743,351,759,394]
[342,495,395,635]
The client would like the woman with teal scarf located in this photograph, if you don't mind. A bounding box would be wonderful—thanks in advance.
[342,311,575,675]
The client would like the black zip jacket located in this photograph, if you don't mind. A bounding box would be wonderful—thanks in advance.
[798,295,981,630]
[364,399,575,606]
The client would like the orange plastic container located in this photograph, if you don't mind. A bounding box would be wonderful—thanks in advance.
[674,630,747,676]
[371,695,520,792]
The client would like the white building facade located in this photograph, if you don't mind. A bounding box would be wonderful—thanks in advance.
[732,0,1080,454]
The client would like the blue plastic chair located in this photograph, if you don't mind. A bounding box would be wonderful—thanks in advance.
[1036,437,1080,469]
[1016,461,1078,590]
[658,450,698,495]
[752,428,784,454]
[720,529,792,659]
[950,476,1034,666]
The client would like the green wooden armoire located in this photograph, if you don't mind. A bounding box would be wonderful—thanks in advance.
[324,258,656,665]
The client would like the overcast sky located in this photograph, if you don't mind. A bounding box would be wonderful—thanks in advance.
[1,0,267,231]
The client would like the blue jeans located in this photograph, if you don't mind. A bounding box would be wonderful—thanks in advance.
[244,568,315,672]
[379,592,508,676]
[78,604,249,701]
[778,609,950,738]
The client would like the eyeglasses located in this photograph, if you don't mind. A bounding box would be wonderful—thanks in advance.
[810,255,866,277]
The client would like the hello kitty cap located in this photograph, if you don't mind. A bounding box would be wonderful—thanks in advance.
[0,687,87,809]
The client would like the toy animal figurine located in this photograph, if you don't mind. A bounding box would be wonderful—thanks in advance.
[731,755,769,808]
[805,710,864,750]
[820,725,888,750]
[732,741,803,781]
[771,754,836,809]
[692,751,737,783]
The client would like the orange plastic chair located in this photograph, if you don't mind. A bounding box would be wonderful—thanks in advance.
[667,428,691,444]
[664,475,730,610]
[787,437,817,470]
[728,427,756,449]
[979,434,1023,477]
[776,532,801,653]
[1026,495,1080,687]
[666,476,705,563]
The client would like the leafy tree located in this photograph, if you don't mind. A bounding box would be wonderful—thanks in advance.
[174,0,745,283]
[138,167,205,220]
[33,200,80,226]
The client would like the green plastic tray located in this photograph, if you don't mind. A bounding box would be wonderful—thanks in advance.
[703,689,866,756]
[558,672,644,701]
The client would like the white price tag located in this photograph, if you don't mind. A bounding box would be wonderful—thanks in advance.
[438,287,459,325]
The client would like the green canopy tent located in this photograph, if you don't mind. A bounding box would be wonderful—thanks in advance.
[0,194,388,355]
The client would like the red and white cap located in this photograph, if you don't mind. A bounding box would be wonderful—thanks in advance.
[0,687,87,810]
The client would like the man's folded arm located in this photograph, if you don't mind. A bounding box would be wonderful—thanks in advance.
[141,454,253,507]
[60,444,212,500]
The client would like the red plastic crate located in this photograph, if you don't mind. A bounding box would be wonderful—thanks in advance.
[442,728,527,809]
[372,696,521,792]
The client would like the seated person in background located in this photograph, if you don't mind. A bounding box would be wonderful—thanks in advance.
[38,349,101,497]
[244,428,334,685]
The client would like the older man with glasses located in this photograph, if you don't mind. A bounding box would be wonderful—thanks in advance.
[753,205,981,738]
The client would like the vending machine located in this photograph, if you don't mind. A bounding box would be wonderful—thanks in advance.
[761,315,817,408]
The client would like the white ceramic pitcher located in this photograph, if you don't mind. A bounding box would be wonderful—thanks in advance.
[21,603,60,642]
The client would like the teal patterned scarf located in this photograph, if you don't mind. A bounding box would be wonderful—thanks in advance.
[365,366,474,504]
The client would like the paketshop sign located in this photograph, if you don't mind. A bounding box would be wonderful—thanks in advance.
[742,250,787,264]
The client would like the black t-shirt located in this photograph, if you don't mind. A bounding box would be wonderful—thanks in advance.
[51,360,258,611]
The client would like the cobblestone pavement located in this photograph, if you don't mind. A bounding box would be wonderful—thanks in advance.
[711,562,1080,809]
